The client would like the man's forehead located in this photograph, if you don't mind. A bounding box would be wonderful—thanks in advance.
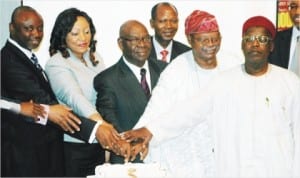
[15,11,41,21]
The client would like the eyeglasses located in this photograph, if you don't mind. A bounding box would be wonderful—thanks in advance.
[120,36,151,45]
[243,35,272,45]
[289,3,299,11]
[193,36,221,46]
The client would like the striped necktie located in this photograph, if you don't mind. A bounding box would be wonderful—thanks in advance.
[140,68,151,99]
[31,53,48,81]
[31,53,42,70]
[160,50,169,62]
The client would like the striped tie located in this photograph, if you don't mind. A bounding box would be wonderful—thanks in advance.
[160,50,169,62]
[140,68,151,99]
[31,53,42,70]
[31,53,48,81]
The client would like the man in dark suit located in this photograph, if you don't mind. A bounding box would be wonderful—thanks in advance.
[149,2,190,63]
[269,0,300,71]
[1,6,123,177]
[94,20,167,164]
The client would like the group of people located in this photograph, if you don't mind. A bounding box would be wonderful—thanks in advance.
[1,0,299,177]
[0,2,186,177]
[1,5,121,177]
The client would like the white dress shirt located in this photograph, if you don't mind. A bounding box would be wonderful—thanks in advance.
[1,99,20,113]
[123,57,152,91]
[152,37,173,63]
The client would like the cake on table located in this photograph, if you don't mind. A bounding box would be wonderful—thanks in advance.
[92,163,169,178]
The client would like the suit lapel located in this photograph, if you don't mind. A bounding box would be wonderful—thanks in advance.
[281,29,292,67]
[170,42,178,60]
[118,59,148,99]
[6,42,52,90]
[150,38,158,59]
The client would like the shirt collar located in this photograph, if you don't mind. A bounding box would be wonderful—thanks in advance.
[122,56,150,81]
[152,36,173,61]
[292,26,300,40]
[8,38,33,59]
[123,56,149,72]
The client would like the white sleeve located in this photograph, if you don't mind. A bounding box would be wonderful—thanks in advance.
[134,62,183,129]
[0,99,20,113]
[145,85,215,146]
[88,120,102,143]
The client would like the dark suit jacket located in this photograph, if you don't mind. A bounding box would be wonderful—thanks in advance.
[149,37,191,63]
[269,28,292,68]
[1,41,96,176]
[94,57,167,163]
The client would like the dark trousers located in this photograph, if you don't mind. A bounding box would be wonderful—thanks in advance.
[64,142,105,177]
[1,136,64,177]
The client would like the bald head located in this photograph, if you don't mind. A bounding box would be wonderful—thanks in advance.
[119,20,148,38]
[118,20,151,67]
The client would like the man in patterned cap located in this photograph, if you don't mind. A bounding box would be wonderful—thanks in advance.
[125,15,300,177]
[121,10,241,177]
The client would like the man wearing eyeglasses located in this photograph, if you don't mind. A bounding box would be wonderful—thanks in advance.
[93,20,167,164]
[123,16,300,177]
[269,0,300,77]
[120,10,241,177]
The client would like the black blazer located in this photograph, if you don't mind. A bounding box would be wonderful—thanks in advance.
[94,57,166,132]
[269,28,292,68]
[149,37,191,62]
[94,57,166,163]
[1,41,96,145]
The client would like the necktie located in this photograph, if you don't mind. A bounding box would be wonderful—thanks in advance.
[290,36,300,77]
[31,53,42,70]
[160,50,169,62]
[140,68,151,99]
[31,53,48,81]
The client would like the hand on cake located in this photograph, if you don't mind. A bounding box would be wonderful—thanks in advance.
[129,138,149,161]
[121,127,153,160]
[96,121,123,154]
[114,139,132,162]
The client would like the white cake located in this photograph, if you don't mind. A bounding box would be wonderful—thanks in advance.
[94,163,168,178]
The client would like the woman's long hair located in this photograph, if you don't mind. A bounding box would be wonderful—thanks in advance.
[49,7,98,66]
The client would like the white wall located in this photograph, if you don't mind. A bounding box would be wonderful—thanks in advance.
[23,0,277,68]
[0,0,21,48]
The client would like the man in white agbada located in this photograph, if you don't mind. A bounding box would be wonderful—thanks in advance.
[123,10,241,177]
[124,16,300,177]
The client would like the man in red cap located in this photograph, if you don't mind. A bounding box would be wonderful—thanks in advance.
[123,15,300,177]
[269,0,300,77]
[121,10,241,177]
